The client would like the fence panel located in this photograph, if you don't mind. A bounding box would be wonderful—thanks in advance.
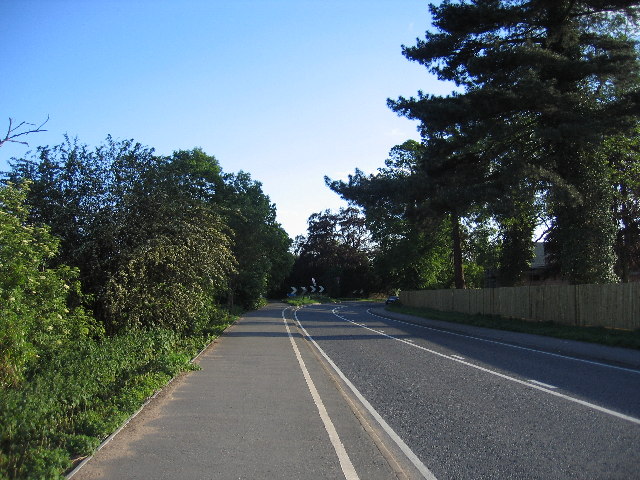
[468,289,484,315]
[452,289,470,314]
[540,285,576,325]
[528,286,545,322]
[399,283,639,330]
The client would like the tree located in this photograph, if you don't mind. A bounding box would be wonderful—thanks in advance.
[327,140,479,290]
[291,207,374,297]
[102,148,237,330]
[217,170,293,308]
[6,139,294,328]
[8,137,158,325]
[389,0,640,284]
[325,140,462,291]
[104,203,235,331]
[7,140,238,331]
[602,127,640,281]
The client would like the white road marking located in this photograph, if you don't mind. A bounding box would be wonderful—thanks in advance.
[529,380,558,389]
[281,309,360,480]
[367,309,640,375]
[294,308,437,480]
[450,355,465,361]
[333,308,640,426]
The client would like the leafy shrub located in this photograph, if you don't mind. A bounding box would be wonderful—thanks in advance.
[0,181,102,388]
[0,308,233,479]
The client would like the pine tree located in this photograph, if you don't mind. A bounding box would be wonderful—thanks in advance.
[389,0,640,284]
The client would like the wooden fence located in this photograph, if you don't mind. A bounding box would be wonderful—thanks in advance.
[399,283,640,330]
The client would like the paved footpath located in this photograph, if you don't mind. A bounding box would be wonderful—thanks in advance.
[70,303,402,480]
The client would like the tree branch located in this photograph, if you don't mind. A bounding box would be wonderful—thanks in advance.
[0,116,49,148]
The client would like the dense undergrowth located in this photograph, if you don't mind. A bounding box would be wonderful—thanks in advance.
[0,312,233,480]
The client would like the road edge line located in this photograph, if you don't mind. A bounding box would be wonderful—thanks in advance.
[282,308,360,480]
[293,307,437,480]
[289,312,411,480]
[368,308,640,374]
[345,309,640,426]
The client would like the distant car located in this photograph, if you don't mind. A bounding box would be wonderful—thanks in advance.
[385,295,399,305]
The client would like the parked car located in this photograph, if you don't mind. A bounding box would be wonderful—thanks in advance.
[385,295,399,305]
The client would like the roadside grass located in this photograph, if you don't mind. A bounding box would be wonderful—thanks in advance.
[284,295,335,306]
[387,304,640,350]
[0,312,235,480]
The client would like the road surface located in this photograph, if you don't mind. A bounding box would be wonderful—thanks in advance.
[294,302,640,479]
[70,302,640,479]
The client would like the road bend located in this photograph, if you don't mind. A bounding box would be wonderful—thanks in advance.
[294,302,640,480]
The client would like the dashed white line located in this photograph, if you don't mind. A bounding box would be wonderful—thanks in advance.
[367,309,640,375]
[332,307,640,426]
[529,380,558,389]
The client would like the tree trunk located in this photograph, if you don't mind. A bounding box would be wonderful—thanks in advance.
[451,212,466,289]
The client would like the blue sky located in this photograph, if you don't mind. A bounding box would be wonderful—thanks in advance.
[2,0,451,238]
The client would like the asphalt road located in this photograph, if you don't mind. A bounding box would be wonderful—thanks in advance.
[69,302,640,480]
[294,302,640,480]
[70,303,400,480]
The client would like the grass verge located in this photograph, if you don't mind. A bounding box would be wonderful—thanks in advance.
[387,304,640,350]
[0,312,235,480]
[284,295,335,306]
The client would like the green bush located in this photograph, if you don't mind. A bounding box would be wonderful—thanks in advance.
[0,182,101,388]
[0,307,233,479]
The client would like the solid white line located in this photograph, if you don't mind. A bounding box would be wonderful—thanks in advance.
[367,309,640,375]
[282,309,360,480]
[334,308,640,426]
[451,355,465,360]
[294,308,437,480]
[529,380,557,389]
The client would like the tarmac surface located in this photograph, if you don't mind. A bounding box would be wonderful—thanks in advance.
[69,303,404,480]
[369,307,640,370]
[68,302,640,479]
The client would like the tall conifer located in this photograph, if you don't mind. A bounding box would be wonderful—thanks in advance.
[390,0,640,284]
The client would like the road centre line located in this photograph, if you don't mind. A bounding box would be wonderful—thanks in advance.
[293,308,437,480]
[281,308,359,480]
[367,309,640,375]
[333,307,640,426]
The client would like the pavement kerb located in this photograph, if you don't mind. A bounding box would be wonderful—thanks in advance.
[64,318,238,479]
[369,306,640,372]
